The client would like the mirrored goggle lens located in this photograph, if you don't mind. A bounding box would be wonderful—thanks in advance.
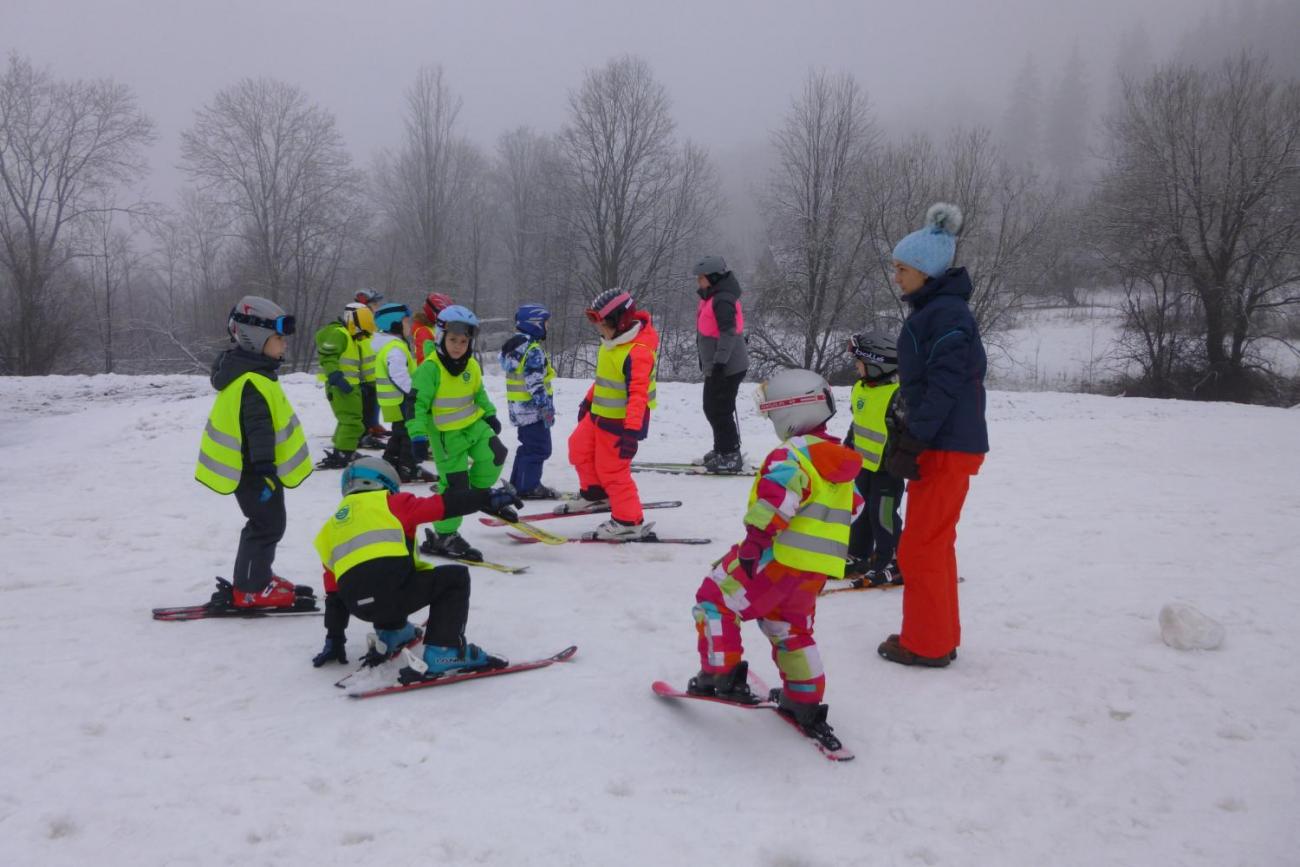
[442,321,477,337]
[275,315,296,336]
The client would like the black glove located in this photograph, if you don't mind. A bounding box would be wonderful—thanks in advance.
[578,399,591,423]
[412,437,429,464]
[485,414,502,434]
[617,429,638,460]
[709,362,727,380]
[312,634,348,667]
[884,430,927,481]
[327,370,353,394]
[486,483,524,522]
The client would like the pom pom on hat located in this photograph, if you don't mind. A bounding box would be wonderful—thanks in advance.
[892,201,963,278]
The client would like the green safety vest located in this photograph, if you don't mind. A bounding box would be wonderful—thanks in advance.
[313,490,429,581]
[375,339,415,422]
[428,353,486,431]
[590,340,657,420]
[506,341,555,403]
[749,435,854,578]
[195,373,312,494]
[850,380,899,472]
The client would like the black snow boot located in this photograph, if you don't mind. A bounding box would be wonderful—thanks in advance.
[769,689,844,751]
[687,660,762,705]
[316,449,357,470]
[419,529,483,563]
[704,450,745,474]
[519,484,561,500]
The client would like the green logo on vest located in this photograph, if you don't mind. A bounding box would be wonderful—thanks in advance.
[856,398,865,410]
[335,505,351,521]
[462,371,471,382]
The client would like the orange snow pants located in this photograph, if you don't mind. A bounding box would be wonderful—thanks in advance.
[896,450,983,659]
[567,415,643,523]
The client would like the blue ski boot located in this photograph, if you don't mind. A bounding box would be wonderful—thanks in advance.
[398,642,506,683]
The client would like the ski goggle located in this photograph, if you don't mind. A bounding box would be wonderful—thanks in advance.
[439,320,478,338]
[585,291,632,324]
[231,310,295,336]
[752,381,832,416]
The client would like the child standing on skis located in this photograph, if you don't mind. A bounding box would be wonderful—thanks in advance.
[687,368,862,748]
[315,302,375,470]
[409,305,507,563]
[310,456,522,678]
[842,331,905,586]
[499,303,559,499]
[566,288,660,540]
[372,302,435,484]
[195,295,313,610]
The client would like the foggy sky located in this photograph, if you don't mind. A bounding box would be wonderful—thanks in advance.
[2,0,1222,202]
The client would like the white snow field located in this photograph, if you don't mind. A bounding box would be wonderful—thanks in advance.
[1,371,1297,867]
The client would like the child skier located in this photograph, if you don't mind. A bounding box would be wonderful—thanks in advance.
[499,303,559,499]
[310,456,523,678]
[409,305,507,563]
[686,368,862,748]
[195,295,313,609]
[372,302,435,484]
[411,291,453,364]
[843,331,905,585]
[567,288,660,540]
[354,288,388,446]
[315,302,375,469]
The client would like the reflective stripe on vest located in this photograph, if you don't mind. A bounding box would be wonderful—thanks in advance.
[313,490,411,580]
[195,373,313,494]
[428,353,485,431]
[332,332,364,386]
[358,337,377,383]
[748,435,854,578]
[850,380,899,471]
[590,341,658,420]
[506,341,555,402]
[376,340,414,406]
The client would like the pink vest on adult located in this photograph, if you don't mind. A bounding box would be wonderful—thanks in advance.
[696,297,744,338]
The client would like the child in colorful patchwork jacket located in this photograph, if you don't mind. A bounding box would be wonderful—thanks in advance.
[687,368,863,747]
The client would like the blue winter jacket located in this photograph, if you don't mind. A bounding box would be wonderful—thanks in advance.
[897,267,989,454]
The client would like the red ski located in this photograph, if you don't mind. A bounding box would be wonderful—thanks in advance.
[346,645,578,699]
[478,500,682,527]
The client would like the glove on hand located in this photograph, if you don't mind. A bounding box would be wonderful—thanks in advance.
[327,370,353,394]
[312,634,348,667]
[736,540,761,581]
[412,437,429,464]
[617,429,638,460]
[485,415,502,435]
[577,399,591,423]
[487,483,524,522]
[709,362,727,380]
[543,407,555,428]
[884,430,927,481]
[258,476,279,503]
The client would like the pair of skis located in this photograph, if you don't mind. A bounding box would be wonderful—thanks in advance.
[153,578,321,621]
[476,500,712,546]
[631,461,753,476]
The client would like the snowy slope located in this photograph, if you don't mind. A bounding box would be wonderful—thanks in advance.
[1,372,1298,866]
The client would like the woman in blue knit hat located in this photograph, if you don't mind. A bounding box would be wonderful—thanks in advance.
[877,203,988,668]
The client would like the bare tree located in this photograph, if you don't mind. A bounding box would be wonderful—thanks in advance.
[180,77,366,369]
[750,71,879,376]
[557,55,719,376]
[1096,56,1300,400]
[0,55,154,374]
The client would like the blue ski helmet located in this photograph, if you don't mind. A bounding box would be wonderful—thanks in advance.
[340,456,400,496]
[514,303,550,339]
[374,302,411,335]
[436,304,480,338]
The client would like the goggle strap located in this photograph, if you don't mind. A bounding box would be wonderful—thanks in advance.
[757,393,826,413]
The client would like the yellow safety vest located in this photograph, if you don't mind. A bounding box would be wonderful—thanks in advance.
[358,335,377,384]
[195,373,312,494]
[313,490,428,581]
[850,380,899,472]
[428,353,485,431]
[375,339,415,423]
[506,341,555,403]
[748,435,855,578]
[318,329,365,387]
[590,340,657,420]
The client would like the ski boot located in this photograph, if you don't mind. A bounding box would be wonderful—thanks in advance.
[768,689,844,752]
[398,464,437,484]
[585,519,655,542]
[419,530,483,563]
[704,450,745,474]
[357,434,386,451]
[362,622,424,667]
[692,450,718,467]
[316,449,357,470]
[687,660,763,705]
[230,576,299,609]
[555,485,609,515]
[367,424,391,439]
[397,642,507,683]
[518,483,561,501]
[866,560,903,587]
[843,557,872,581]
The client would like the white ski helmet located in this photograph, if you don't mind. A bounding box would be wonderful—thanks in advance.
[228,295,293,353]
[754,368,837,440]
[340,456,400,496]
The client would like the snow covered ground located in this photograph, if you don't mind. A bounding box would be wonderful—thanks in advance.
[1,371,1298,866]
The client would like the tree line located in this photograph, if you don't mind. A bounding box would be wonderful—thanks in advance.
[1,16,1297,404]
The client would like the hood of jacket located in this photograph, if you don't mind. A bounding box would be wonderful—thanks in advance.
[697,271,742,303]
[802,426,862,484]
[905,267,973,311]
[210,348,281,391]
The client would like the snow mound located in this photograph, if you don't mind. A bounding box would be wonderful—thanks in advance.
[1159,602,1225,650]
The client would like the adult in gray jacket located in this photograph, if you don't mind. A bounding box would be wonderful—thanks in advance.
[692,255,749,473]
